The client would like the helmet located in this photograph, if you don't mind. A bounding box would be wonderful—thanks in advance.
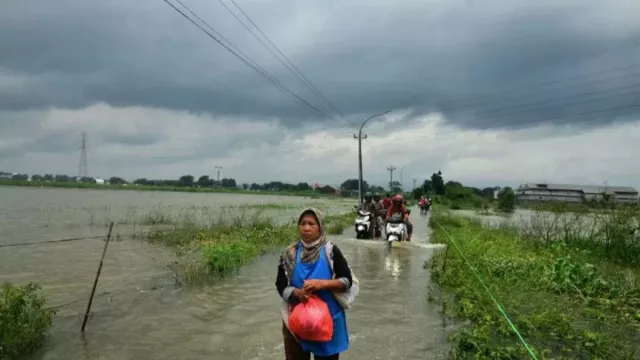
[364,192,373,201]
[392,194,404,205]
[373,192,381,201]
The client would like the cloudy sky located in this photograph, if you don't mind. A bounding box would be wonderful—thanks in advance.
[1,0,639,189]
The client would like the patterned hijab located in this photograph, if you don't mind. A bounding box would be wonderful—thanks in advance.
[280,207,326,282]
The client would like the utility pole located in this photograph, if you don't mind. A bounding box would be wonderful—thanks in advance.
[354,110,392,205]
[387,165,396,192]
[412,179,417,192]
[215,166,222,184]
[78,132,88,179]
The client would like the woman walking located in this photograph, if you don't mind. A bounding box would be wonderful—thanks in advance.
[275,208,352,360]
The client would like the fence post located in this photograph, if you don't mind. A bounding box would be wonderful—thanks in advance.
[81,222,114,332]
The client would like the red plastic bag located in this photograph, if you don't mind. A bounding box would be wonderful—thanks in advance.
[288,295,334,342]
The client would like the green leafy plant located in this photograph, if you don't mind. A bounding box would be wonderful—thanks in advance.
[0,283,56,360]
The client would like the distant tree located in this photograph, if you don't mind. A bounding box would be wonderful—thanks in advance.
[340,179,369,192]
[31,174,44,181]
[317,185,336,194]
[11,173,28,181]
[178,175,194,187]
[431,171,445,195]
[242,183,249,190]
[55,174,70,182]
[467,187,482,197]
[220,178,237,188]
[197,175,211,187]
[481,187,495,200]
[43,174,54,181]
[496,187,516,213]
[421,179,433,195]
[109,177,127,185]
[296,182,312,192]
[369,185,386,195]
[134,178,148,185]
[250,183,262,191]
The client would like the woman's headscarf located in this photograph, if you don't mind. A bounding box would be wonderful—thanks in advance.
[279,207,326,282]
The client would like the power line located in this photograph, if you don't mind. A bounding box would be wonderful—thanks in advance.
[436,62,640,109]
[164,0,349,133]
[218,0,356,131]
[466,82,640,119]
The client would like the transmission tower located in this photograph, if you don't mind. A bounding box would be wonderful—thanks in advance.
[78,132,88,179]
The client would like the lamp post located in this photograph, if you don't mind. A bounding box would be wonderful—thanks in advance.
[354,110,392,205]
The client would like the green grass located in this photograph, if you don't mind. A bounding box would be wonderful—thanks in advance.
[148,210,356,283]
[0,180,342,199]
[0,283,56,360]
[428,212,640,360]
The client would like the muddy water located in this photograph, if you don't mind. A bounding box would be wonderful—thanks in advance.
[0,187,448,359]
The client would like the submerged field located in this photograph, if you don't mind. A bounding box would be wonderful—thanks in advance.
[428,208,640,359]
[0,187,357,360]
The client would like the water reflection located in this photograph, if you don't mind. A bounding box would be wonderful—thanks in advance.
[383,248,403,282]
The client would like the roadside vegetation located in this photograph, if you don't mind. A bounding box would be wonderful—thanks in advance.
[0,283,56,360]
[427,207,640,359]
[410,170,516,214]
[147,209,356,284]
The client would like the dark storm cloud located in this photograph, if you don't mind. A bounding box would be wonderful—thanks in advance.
[1,0,639,130]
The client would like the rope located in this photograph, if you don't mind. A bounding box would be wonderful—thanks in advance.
[434,219,539,360]
[0,234,137,248]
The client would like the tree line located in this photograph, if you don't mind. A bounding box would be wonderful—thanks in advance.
[0,171,338,194]
[409,170,516,212]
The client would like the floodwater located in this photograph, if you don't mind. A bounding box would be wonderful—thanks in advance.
[0,187,449,359]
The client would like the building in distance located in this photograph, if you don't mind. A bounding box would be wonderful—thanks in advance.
[516,183,639,204]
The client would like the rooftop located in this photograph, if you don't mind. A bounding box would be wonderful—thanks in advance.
[518,183,638,194]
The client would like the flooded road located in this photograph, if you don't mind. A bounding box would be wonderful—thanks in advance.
[0,187,448,359]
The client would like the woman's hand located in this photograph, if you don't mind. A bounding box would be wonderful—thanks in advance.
[303,279,327,293]
[292,288,310,302]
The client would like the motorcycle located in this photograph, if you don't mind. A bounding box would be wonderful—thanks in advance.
[354,210,373,239]
[385,214,408,246]
[420,202,431,215]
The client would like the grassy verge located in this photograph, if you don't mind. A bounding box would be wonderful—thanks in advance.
[0,283,56,360]
[148,210,356,283]
[428,212,640,359]
[0,180,343,199]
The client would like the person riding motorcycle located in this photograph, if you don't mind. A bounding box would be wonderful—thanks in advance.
[358,192,377,238]
[418,196,426,207]
[371,192,385,237]
[385,194,412,241]
[382,192,392,209]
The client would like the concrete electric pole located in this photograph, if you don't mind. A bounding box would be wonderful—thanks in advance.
[387,165,397,192]
[354,110,392,205]
[215,166,222,184]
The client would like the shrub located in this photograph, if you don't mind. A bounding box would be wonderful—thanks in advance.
[0,283,55,360]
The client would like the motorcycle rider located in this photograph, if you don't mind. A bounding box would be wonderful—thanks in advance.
[385,194,413,241]
[382,192,392,209]
[359,192,376,238]
[372,192,385,237]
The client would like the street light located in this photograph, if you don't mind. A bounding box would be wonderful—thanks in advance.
[354,110,392,205]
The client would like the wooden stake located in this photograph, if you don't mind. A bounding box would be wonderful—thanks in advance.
[81,222,114,332]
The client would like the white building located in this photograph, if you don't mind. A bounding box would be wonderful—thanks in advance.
[516,183,639,205]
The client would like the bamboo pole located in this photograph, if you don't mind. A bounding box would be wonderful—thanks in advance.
[81,222,114,332]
